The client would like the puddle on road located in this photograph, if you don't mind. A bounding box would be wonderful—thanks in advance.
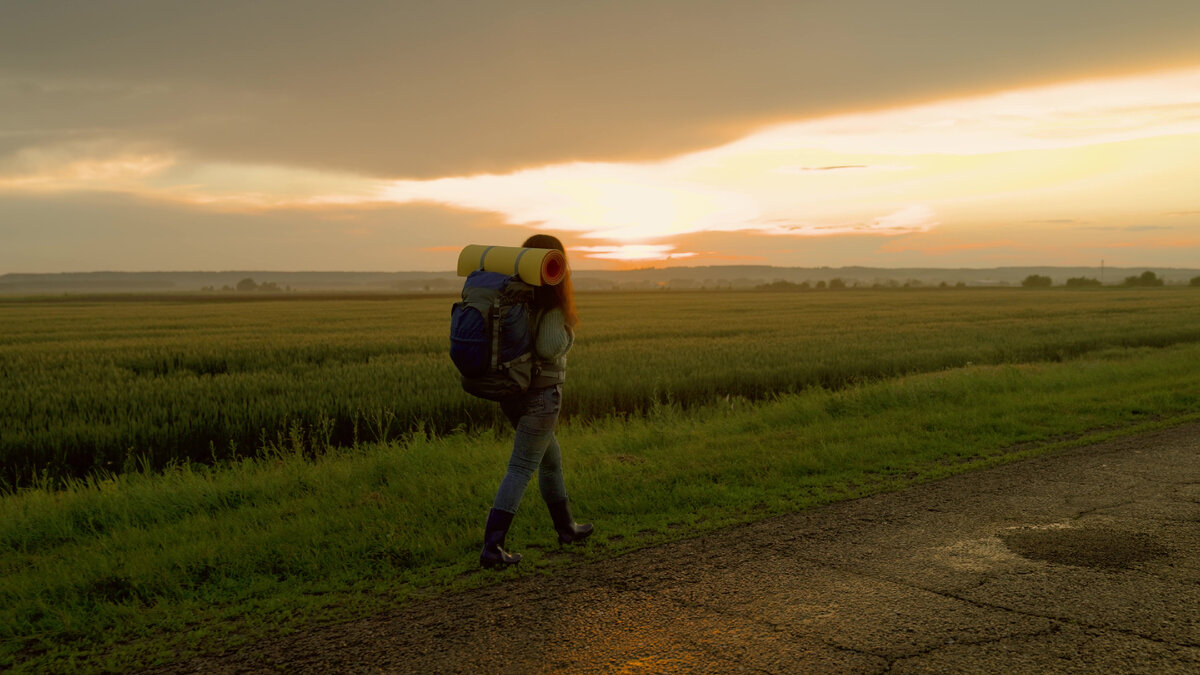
[999,525,1169,570]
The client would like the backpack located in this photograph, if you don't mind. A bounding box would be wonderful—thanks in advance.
[449,270,539,400]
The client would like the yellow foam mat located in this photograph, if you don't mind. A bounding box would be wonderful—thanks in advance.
[456,245,566,286]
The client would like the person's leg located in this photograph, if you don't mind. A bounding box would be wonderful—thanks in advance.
[537,432,568,505]
[533,386,593,544]
[484,387,595,553]
[492,388,559,514]
[482,387,561,568]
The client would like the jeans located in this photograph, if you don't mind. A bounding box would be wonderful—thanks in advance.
[492,384,569,514]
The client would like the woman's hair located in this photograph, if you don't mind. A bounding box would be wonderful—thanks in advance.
[522,234,578,328]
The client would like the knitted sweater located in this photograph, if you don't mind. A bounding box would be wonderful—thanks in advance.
[532,307,573,387]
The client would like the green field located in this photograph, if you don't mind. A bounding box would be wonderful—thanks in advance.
[3,288,1200,491]
[2,288,1200,672]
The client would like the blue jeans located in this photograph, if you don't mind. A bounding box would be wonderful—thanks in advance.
[492,384,569,514]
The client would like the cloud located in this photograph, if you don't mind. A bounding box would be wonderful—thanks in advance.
[1079,225,1176,232]
[776,165,871,172]
[572,245,699,262]
[6,2,1200,178]
[757,206,937,237]
[5,63,1200,269]
[1103,237,1200,249]
[371,65,1200,249]
[0,140,384,209]
[718,66,1200,158]
[879,238,1033,255]
[0,192,503,273]
[0,152,174,192]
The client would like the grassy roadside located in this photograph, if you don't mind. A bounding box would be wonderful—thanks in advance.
[2,343,1199,672]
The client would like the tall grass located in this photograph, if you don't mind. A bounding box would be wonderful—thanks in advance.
[3,289,1200,490]
[2,342,1198,672]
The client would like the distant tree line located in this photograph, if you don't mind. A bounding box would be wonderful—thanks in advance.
[194,272,1200,293]
[1123,271,1163,287]
[200,278,289,292]
[1020,271,1190,288]
[757,278,846,290]
[755,278,972,291]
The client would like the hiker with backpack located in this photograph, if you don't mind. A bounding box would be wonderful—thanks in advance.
[449,234,593,569]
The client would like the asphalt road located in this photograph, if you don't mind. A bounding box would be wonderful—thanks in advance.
[171,423,1200,674]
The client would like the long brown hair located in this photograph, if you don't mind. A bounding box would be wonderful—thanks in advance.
[522,234,578,329]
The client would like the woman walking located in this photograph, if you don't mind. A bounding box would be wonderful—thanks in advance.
[480,234,593,569]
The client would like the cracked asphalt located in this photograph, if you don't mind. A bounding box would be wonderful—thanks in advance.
[171,424,1200,674]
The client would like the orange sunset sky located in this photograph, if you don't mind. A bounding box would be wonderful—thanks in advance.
[2,1,1200,272]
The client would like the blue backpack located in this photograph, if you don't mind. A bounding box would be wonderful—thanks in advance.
[449,270,537,400]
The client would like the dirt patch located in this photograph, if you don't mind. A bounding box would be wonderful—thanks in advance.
[999,526,1169,570]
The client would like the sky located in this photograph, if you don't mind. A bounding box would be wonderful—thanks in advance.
[3,1,1200,272]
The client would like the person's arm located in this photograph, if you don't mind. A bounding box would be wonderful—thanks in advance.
[535,307,574,360]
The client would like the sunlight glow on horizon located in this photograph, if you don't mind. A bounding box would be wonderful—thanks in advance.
[4,65,1200,264]
[375,64,1200,262]
[572,244,699,262]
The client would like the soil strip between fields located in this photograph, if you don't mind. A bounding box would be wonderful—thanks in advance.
[166,424,1200,674]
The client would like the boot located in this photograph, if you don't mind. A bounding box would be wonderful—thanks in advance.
[547,499,594,545]
[480,508,522,569]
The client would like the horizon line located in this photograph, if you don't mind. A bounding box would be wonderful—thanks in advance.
[3,263,1199,276]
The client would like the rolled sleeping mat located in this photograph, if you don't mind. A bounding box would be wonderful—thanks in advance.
[456,244,566,286]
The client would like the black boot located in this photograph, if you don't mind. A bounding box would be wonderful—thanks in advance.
[547,499,594,545]
[480,508,522,569]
